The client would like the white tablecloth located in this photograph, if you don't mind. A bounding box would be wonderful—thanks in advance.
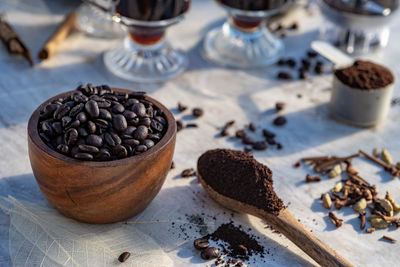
[0,0,400,266]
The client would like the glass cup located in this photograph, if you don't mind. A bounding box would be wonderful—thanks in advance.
[203,0,292,68]
[76,1,126,38]
[86,0,190,82]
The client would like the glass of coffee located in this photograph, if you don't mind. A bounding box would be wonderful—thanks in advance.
[76,1,126,38]
[203,0,291,68]
[85,0,190,82]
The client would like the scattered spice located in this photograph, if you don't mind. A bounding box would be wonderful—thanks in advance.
[366,227,375,233]
[328,212,343,228]
[381,149,393,165]
[0,17,33,66]
[382,235,397,243]
[322,193,332,209]
[273,116,287,126]
[306,174,321,183]
[293,161,301,168]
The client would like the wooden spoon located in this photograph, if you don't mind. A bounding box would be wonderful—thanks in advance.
[197,173,354,267]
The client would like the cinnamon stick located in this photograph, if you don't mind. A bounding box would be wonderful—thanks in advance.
[38,12,77,60]
[0,17,33,66]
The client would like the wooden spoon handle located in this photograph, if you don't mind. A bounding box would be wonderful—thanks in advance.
[266,209,353,267]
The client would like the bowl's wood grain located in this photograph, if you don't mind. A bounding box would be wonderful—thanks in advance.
[27,88,176,224]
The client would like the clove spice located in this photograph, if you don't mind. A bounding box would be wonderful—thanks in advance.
[328,212,343,228]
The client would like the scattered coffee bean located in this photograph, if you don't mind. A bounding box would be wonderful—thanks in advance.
[286,58,296,68]
[307,50,318,58]
[170,161,175,169]
[177,102,187,112]
[220,128,229,136]
[192,108,204,118]
[299,69,307,80]
[176,120,184,132]
[235,129,246,139]
[242,136,254,145]
[252,141,267,151]
[118,252,131,263]
[277,72,292,80]
[273,116,287,126]
[262,129,275,139]
[288,22,298,30]
[194,238,210,250]
[277,58,286,66]
[277,143,283,150]
[225,120,235,128]
[186,123,198,128]
[181,168,196,177]
[248,123,256,132]
[201,247,219,260]
[294,161,301,168]
[275,102,285,112]
[315,61,324,75]
[38,84,166,161]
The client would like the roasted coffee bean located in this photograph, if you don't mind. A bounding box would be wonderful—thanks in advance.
[176,120,183,132]
[273,116,287,126]
[248,122,256,132]
[193,238,210,250]
[123,110,137,121]
[72,92,88,103]
[201,247,219,260]
[99,108,112,121]
[177,102,187,112]
[242,136,254,145]
[277,143,283,150]
[97,99,111,108]
[61,116,72,128]
[123,144,133,155]
[65,101,76,108]
[95,119,109,129]
[299,69,307,80]
[41,121,54,136]
[53,105,70,120]
[86,134,103,147]
[139,117,151,127]
[77,137,86,145]
[56,135,65,145]
[186,123,198,128]
[69,103,84,117]
[275,102,285,111]
[52,122,63,134]
[78,144,99,153]
[68,119,80,129]
[44,103,59,114]
[143,139,154,149]
[151,120,163,132]
[301,58,311,69]
[87,121,97,134]
[288,22,298,30]
[123,126,136,136]
[181,168,196,177]
[85,100,100,118]
[266,138,277,145]
[155,116,166,125]
[118,252,131,263]
[235,129,246,139]
[112,103,125,113]
[125,98,139,107]
[132,103,146,117]
[56,144,69,154]
[129,91,146,99]
[95,148,111,160]
[74,152,93,160]
[122,138,139,146]
[262,129,276,138]
[78,127,89,137]
[65,128,78,146]
[253,141,268,151]
[135,145,147,153]
[286,58,296,68]
[192,108,203,118]
[315,62,323,75]
[277,58,286,65]
[277,72,292,80]
[113,114,128,132]
[113,144,128,158]
[76,112,87,123]
[116,92,128,101]
[307,50,318,58]
[148,133,161,141]
[133,125,148,141]
[105,132,117,147]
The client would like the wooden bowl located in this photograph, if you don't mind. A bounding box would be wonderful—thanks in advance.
[27,88,176,224]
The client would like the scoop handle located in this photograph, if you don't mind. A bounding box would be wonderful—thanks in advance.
[311,41,354,68]
[266,209,354,267]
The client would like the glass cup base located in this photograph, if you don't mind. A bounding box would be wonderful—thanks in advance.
[76,4,126,39]
[104,37,188,83]
[203,20,284,68]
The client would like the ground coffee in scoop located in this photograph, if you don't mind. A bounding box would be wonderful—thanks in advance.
[334,60,394,90]
[197,149,284,215]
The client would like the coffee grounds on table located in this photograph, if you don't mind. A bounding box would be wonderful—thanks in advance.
[197,149,284,215]
[205,222,264,260]
[334,60,394,90]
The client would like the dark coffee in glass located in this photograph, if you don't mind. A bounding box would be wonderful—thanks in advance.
[116,0,190,21]
[217,0,287,11]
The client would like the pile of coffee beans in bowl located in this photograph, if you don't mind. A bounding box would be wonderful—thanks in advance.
[38,84,167,161]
